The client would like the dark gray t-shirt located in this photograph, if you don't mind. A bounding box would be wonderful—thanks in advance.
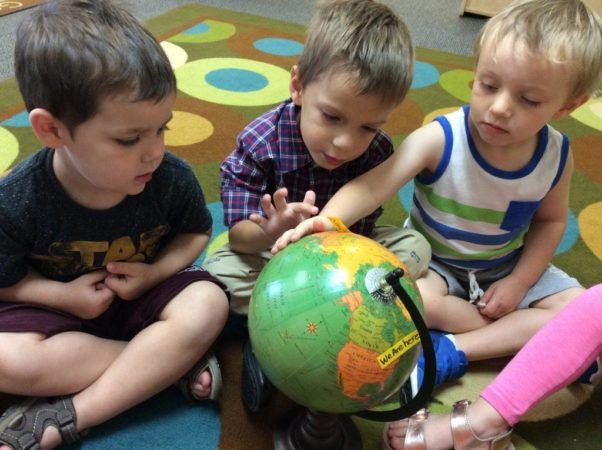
[0,148,211,287]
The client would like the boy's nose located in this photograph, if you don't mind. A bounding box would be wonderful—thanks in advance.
[142,136,165,163]
[332,131,355,153]
[490,93,512,117]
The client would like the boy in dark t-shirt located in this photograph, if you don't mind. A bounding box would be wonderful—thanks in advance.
[0,1,228,447]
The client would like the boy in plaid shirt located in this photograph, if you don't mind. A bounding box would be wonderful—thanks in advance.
[202,0,431,411]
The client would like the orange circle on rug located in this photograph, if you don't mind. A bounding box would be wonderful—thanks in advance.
[227,28,303,68]
[170,19,236,44]
[382,97,424,136]
[571,135,602,184]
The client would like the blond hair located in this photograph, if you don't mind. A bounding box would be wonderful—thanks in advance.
[297,0,414,105]
[475,0,602,97]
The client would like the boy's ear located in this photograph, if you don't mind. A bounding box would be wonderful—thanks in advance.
[289,65,303,106]
[29,108,68,148]
[553,94,590,120]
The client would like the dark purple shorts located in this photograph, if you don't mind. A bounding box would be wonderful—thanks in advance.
[0,266,227,340]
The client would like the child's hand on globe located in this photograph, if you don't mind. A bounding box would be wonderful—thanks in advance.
[271,216,336,253]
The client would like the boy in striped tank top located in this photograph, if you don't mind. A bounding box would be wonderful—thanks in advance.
[273,0,602,407]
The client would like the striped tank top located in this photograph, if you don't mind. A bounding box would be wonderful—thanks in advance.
[407,106,569,270]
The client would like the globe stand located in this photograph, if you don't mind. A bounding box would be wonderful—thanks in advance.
[274,407,362,450]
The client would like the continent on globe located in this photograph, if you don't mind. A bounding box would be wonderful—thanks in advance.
[249,231,425,414]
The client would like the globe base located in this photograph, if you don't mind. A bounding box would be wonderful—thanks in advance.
[274,407,362,450]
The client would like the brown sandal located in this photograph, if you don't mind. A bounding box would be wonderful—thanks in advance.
[382,408,430,450]
[451,400,514,450]
[0,396,85,449]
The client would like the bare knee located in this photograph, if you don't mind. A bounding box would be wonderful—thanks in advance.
[0,333,49,391]
[197,284,229,335]
[420,294,446,324]
[162,281,229,342]
[534,287,586,312]
[417,271,449,327]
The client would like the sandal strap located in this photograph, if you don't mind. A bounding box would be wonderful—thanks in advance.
[404,408,429,449]
[451,400,513,450]
[0,396,83,450]
[54,397,81,444]
[175,350,223,401]
[382,408,430,450]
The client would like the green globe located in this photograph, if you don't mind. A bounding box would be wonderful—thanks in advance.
[248,231,424,414]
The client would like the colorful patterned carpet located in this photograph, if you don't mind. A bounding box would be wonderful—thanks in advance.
[0,3,601,449]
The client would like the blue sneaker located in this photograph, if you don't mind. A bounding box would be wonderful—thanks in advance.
[412,330,468,394]
[578,357,601,384]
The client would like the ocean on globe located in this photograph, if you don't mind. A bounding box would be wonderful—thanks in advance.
[248,231,424,414]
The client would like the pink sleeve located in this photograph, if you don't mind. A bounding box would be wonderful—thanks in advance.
[481,284,602,425]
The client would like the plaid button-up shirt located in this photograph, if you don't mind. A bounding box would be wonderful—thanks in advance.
[220,99,394,235]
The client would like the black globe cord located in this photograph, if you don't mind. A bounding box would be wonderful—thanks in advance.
[354,268,436,422]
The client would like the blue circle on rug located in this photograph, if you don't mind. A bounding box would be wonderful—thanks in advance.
[1,110,30,127]
[182,22,210,35]
[555,209,578,255]
[207,201,227,238]
[65,388,220,449]
[171,20,236,45]
[412,61,440,89]
[397,179,414,212]
[253,37,304,56]
[176,58,290,106]
[196,202,227,265]
[205,68,269,92]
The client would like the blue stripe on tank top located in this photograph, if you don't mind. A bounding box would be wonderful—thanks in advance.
[413,195,522,245]
[416,115,453,185]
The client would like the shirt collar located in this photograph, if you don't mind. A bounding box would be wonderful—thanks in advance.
[277,99,314,173]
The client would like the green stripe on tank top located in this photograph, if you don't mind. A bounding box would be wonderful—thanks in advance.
[415,181,505,225]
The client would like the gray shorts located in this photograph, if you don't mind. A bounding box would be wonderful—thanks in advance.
[430,254,582,309]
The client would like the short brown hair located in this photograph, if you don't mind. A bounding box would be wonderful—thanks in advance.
[297,0,414,106]
[14,0,176,132]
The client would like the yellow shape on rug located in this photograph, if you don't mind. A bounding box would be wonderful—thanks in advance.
[579,202,602,260]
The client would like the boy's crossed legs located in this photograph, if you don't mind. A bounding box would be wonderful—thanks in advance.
[0,277,228,449]
[407,261,583,394]
[418,262,583,361]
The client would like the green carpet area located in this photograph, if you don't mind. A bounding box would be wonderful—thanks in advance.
[1,3,601,449]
